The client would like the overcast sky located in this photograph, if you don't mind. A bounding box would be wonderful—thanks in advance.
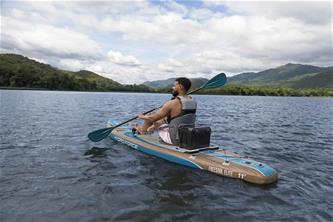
[1,0,332,84]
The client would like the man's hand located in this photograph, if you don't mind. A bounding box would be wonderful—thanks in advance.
[138,112,154,124]
[138,100,174,123]
[138,112,145,119]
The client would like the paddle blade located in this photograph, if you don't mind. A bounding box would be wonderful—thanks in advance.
[202,73,227,89]
[88,127,113,142]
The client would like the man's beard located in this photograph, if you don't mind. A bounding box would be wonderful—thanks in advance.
[172,90,179,97]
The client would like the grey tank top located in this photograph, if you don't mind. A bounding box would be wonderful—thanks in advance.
[167,96,197,144]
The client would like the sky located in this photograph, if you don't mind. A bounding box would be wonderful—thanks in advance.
[1,0,332,84]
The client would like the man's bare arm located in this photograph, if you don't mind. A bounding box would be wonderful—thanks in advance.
[138,100,173,122]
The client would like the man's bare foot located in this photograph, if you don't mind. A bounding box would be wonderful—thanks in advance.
[132,124,145,134]
[147,125,155,133]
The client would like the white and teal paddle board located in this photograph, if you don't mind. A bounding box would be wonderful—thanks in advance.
[107,120,278,185]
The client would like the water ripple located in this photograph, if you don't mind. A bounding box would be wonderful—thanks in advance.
[0,91,332,222]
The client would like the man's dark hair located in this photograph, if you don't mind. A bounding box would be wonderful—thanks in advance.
[176,77,191,92]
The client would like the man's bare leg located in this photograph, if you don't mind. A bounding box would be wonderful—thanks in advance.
[134,114,166,134]
[134,119,153,134]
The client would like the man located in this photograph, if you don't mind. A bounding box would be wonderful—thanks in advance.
[134,77,197,145]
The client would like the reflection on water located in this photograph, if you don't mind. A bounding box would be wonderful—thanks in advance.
[0,90,332,222]
[84,147,109,156]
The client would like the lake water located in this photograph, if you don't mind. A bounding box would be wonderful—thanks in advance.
[0,90,332,222]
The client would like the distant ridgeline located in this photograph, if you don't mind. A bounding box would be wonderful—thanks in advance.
[143,77,209,89]
[143,64,333,97]
[0,53,332,96]
[204,64,333,97]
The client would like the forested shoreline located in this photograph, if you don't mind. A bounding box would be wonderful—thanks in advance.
[1,54,332,97]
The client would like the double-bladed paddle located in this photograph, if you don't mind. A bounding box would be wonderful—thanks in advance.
[88,73,227,142]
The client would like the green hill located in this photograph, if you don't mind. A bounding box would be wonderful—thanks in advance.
[143,78,176,88]
[143,63,333,90]
[0,54,151,92]
[289,68,333,88]
[228,63,332,88]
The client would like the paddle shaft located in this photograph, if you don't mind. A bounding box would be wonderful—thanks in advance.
[110,107,157,130]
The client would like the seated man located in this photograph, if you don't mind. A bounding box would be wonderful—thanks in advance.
[134,77,197,145]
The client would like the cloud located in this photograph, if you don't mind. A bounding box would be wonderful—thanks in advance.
[1,0,332,84]
[58,59,86,71]
[158,58,184,73]
[221,1,332,24]
[107,51,141,67]
[2,13,103,60]
[163,0,188,16]
[94,62,151,84]
[189,8,221,20]
[57,57,148,84]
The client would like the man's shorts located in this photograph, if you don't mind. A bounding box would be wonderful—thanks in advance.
[158,124,172,144]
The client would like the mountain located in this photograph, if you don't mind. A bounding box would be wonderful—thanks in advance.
[143,78,176,88]
[143,64,332,90]
[289,68,333,88]
[0,54,151,92]
[143,77,208,89]
[228,63,333,88]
